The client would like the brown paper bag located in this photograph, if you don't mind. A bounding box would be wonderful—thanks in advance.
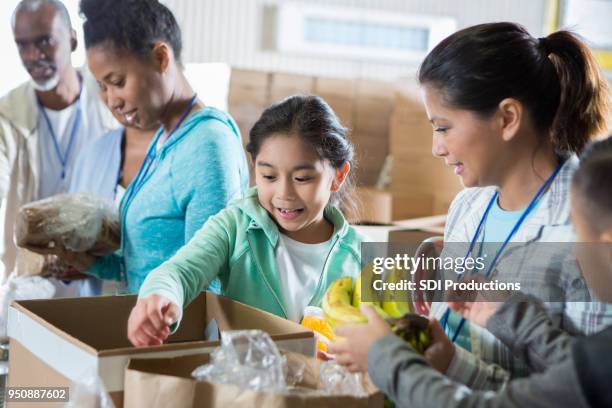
[125,352,384,408]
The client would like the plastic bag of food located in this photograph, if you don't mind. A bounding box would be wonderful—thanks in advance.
[16,193,120,256]
[192,330,287,392]
[190,329,369,399]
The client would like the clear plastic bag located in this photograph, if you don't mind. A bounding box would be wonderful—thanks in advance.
[192,330,287,392]
[283,354,305,387]
[65,373,115,408]
[320,361,367,397]
[191,330,367,398]
[16,193,120,256]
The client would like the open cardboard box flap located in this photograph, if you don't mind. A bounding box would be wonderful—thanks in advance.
[7,292,315,408]
[10,292,311,356]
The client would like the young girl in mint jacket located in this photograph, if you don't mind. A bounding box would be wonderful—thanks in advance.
[128,95,366,346]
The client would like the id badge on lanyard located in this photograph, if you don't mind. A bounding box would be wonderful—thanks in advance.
[441,158,565,343]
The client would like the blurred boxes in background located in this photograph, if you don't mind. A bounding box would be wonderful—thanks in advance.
[270,72,315,102]
[389,89,461,185]
[312,77,355,127]
[352,80,394,186]
[345,187,434,224]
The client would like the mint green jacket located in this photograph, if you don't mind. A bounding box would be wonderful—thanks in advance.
[138,187,365,321]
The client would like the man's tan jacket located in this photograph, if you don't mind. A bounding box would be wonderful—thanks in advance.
[0,69,117,281]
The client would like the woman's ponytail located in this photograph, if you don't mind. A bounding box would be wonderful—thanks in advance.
[544,31,611,153]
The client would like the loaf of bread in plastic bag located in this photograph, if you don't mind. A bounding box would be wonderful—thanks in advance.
[16,193,120,256]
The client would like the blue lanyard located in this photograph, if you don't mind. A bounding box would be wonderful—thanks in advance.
[441,158,565,343]
[117,94,198,282]
[113,128,127,198]
[37,85,83,180]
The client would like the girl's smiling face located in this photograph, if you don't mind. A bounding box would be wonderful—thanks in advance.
[255,133,348,243]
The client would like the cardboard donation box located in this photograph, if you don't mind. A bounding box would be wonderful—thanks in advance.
[124,352,383,408]
[7,293,315,407]
[348,187,436,224]
[354,215,445,259]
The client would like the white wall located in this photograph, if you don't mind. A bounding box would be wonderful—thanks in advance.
[0,0,550,95]
[163,0,548,82]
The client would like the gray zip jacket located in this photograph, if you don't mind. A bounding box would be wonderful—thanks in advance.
[368,292,611,407]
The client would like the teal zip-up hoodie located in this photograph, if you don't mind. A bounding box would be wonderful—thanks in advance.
[138,187,365,322]
[88,107,249,293]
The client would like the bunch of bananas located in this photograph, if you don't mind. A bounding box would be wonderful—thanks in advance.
[390,314,431,354]
[322,275,431,353]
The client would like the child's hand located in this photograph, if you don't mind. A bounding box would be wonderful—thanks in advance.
[423,319,455,373]
[127,294,180,347]
[327,305,392,373]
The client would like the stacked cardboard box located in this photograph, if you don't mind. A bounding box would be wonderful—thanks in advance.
[344,187,434,224]
[269,72,315,103]
[348,87,462,224]
[352,80,394,186]
[312,77,355,129]
[386,89,462,219]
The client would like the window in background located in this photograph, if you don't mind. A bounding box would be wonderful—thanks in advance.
[276,1,456,63]
[548,0,612,71]
[305,17,429,52]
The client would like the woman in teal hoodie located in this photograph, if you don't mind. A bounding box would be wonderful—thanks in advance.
[128,95,366,347]
[46,0,249,293]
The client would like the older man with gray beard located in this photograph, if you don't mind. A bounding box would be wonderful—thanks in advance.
[0,0,117,294]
